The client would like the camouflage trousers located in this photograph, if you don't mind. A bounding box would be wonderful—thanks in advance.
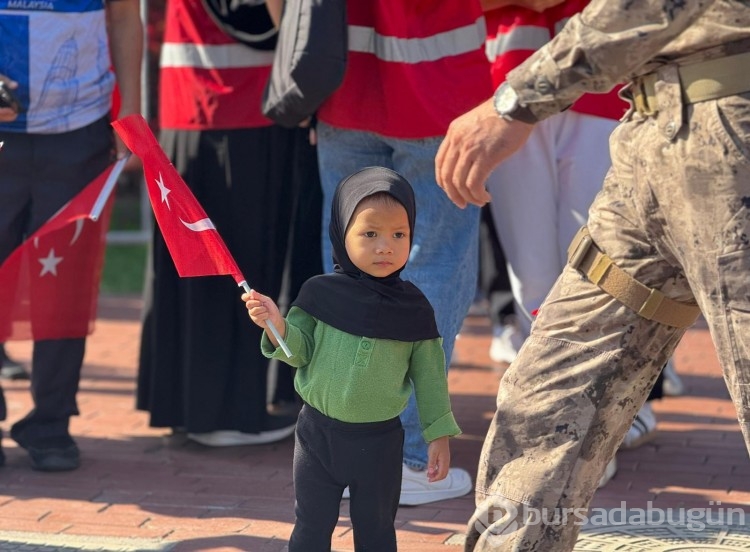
[466,85,750,551]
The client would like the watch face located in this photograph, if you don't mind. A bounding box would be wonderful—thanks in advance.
[494,83,518,117]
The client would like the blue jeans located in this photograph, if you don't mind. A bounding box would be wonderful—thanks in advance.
[316,122,479,469]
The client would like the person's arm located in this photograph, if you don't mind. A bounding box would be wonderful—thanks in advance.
[436,0,717,208]
[507,1,715,121]
[106,0,143,158]
[265,0,284,28]
[408,338,461,481]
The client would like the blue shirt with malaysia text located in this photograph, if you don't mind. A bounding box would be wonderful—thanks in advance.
[0,0,114,134]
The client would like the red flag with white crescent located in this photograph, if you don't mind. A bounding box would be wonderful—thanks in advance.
[112,115,245,283]
[0,159,125,341]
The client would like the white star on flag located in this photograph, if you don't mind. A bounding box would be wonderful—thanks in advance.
[112,114,293,358]
[156,172,171,210]
[39,248,63,277]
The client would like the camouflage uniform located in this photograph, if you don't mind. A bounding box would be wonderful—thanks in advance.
[467,1,750,551]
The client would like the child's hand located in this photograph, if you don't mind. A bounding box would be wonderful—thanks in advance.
[426,436,451,482]
[241,289,286,347]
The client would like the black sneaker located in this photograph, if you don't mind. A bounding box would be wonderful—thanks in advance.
[11,431,80,472]
[0,355,30,381]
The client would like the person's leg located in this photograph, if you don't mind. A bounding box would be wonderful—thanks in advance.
[11,337,85,465]
[388,136,479,472]
[669,96,750,453]
[478,207,519,364]
[465,115,699,550]
[554,112,618,258]
[486,119,563,338]
[347,421,402,552]
[288,406,345,552]
[478,207,514,327]
[0,129,32,444]
[661,356,685,396]
[557,112,623,485]
[9,118,112,471]
[0,344,29,380]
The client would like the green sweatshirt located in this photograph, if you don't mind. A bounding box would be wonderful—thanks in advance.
[261,306,461,443]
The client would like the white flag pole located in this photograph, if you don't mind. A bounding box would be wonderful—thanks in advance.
[238,280,292,358]
[91,154,130,221]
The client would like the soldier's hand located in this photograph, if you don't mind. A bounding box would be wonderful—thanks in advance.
[435,98,533,208]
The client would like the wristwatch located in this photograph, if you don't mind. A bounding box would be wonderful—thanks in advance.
[492,82,537,124]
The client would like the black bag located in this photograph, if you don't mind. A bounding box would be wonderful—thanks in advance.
[201,0,278,50]
[261,0,347,128]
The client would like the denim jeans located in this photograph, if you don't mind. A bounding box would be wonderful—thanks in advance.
[317,122,479,469]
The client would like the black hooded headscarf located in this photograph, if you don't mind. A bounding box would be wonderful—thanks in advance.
[292,166,440,342]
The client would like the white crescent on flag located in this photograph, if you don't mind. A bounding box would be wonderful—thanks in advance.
[70,219,85,245]
[180,218,217,232]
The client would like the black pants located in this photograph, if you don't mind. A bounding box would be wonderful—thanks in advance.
[290,404,403,552]
[0,117,113,440]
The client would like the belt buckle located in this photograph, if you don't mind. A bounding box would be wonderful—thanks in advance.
[568,227,593,270]
[633,76,657,116]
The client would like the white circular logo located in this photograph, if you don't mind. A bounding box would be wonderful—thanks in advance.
[473,497,522,548]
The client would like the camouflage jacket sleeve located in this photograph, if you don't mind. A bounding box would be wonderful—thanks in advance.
[506,0,717,121]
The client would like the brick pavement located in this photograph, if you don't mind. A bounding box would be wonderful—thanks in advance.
[0,294,747,551]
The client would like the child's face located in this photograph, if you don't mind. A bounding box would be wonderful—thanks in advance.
[344,199,410,278]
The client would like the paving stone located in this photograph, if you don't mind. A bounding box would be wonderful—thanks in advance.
[1,298,746,551]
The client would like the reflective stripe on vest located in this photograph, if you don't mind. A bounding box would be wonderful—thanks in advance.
[485,25,550,62]
[160,42,274,70]
[348,17,486,63]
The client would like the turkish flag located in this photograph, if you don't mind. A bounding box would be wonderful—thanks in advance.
[113,115,292,357]
[112,115,244,283]
[0,159,126,341]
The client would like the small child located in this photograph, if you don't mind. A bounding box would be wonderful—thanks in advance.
[243,166,461,551]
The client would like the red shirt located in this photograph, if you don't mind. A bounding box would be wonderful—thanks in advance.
[159,0,274,130]
[317,1,493,139]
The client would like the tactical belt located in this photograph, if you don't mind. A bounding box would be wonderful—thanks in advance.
[632,50,750,116]
[567,227,701,329]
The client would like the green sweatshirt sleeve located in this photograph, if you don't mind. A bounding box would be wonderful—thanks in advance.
[409,338,461,442]
[260,307,316,368]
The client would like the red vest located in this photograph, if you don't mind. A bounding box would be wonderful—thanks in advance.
[485,0,626,121]
[317,1,493,139]
[159,0,274,130]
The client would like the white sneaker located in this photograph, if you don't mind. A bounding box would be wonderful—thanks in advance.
[662,358,685,396]
[620,402,658,450]
[597,457,617,488]
[341,465,473,504]
[399,464,473,505]
[489,318,524,364]
[187,424,295,447]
